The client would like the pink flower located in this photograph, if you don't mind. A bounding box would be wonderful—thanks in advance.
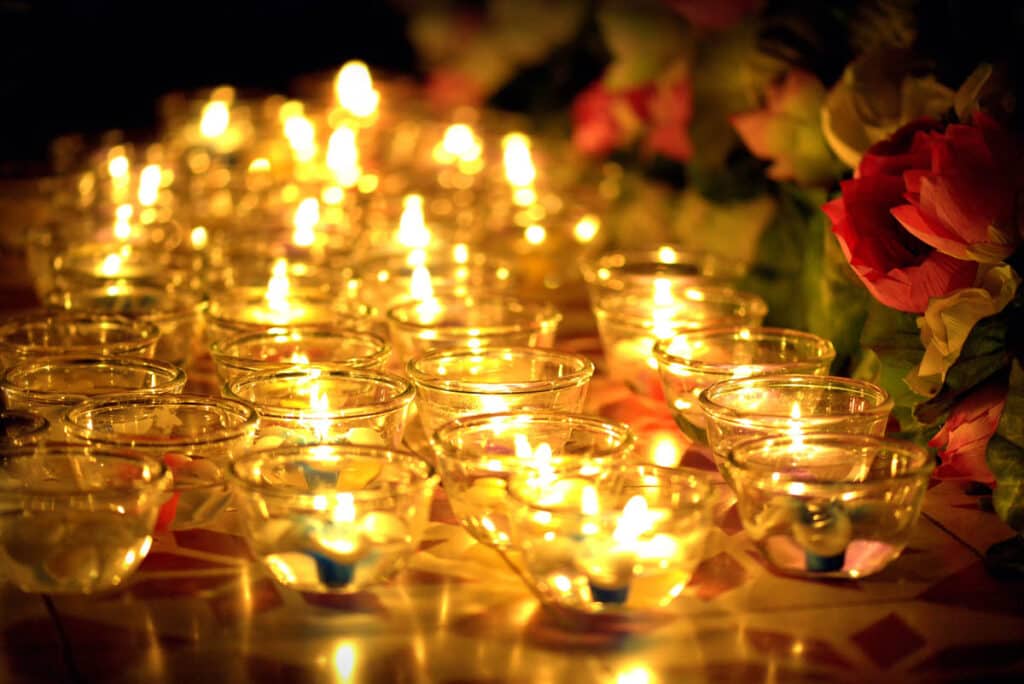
[929,379,1007,485]
[731,70,845,186]
[823,119,980,313]
[665,0,763,30]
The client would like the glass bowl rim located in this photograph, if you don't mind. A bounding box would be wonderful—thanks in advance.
[386,293,562,336]
[407,346,595,394]
[698,374,894,425]
[579,244,747,284]
[43,284,208,323]
[223,364,415,419]
[1,354,187,405]
[0,443,170,497]
[592,285,768,329]
[432,410,635,464]
[62,392,258,448]
[725,432,936,485]
[0,311,161,356]
[653,326,837,376]
[210,325,391,372]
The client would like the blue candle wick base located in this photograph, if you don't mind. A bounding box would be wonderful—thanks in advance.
[804,550,846,573]
[309,551,355,587]
[589,582,629,604]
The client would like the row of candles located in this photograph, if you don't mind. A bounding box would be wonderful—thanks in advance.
[0,61,933,616]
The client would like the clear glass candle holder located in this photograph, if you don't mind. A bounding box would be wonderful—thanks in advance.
[229,444,437,594]
[52,243,203,294]
[387,294,562,362]
[0,312,161,370]
[698,375,894,478]
[0,444,170,594]
[210,326,391,384]
[45,284,206,367]
[1,355,187,436]
[63,394,258,530]
[408,346,595,439]
[224,365,415,449]
[341,247,516,321]
[203,287,368,343]
[0,409,49,447]
[432,411,635,549]
[725,433,934,579]
[592,283,767,397]
[580,245,745,297]
[655,327,835,445]
[507,462,713,613]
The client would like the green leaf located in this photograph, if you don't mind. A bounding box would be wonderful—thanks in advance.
[989,433,1024,532]
[997,360,1024,449]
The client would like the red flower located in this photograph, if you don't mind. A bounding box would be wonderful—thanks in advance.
[929,379,1007,485]
[571,80,652,157]
[890,113,1020,263]
[665,0,763,30]
[824,118,980,313]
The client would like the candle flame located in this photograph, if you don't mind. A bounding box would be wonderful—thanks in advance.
[326,125,361,187]
[581,485,601,516]
[107,153,130,180]
[331,492,356,524]
[289,351,311,365]
[265,258,292,315]
[787,402,804,449]
[137,164,162,206]
[199,100,230,139]
[335,60,380,118]
[397,194,431,249]
[502,132,536,187]
[281,102,317,162]
[433,124,482,167]
[614,495,652,544]
[292,197,320,247]
[190,225,209,250]
[100,253,123,277]
[302,371,332,443]
[524,224,546,245]
[573,215,600,244]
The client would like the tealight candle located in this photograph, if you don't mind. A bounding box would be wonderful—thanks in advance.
[224,365,415,449]
[654,327,835,445]
[726,433,934,578]
[698,374,894,480]
[431,411,635,549]
[591,281,767,397]
[229,444,437,594]
[0,312,161,371]
[506,462,713,612]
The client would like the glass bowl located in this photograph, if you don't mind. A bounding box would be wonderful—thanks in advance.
[507,462,713,612]
[387,293,562,362]
[63,394,258,530]
[0,312,161,370]
[698,375,893,478]
[44,284,206,367]
[229,444,437,594]
[224,364,415,449]
[0,443,170,593]
[432,411,635,549]
[210,326,390,384]
[592,282,767,397]
[408,346,595,439]
[1,355,187,436]
[655,327,835,445]
[580,245,745,297]
[0,410,49,447]
[725,433,934,578]
[203,287,368,343]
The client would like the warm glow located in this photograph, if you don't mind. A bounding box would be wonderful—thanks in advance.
[524,224,547,245]
[333,642,357,683]
[190,225,209,250]
[502,132,536,187]
[107,154,130,180]
[289,351,311,365]
[614,495,653,545]
[650,432,682,467]
[335,60,380,118]
[397,194,431,249]
[100,253,123,277]
[615,665,654,684]
[199,100,231,139]
[652,278,675,307]
[787,402,804,449]
[581,485,601,516]
[573,215,601,243]
[292,197,320,247]
[282,102,317,162]
[265,258,292,315]
[657,246,679,264]
[302,373,333,443]
[137,164,162,206]
[326,125,361,187]
[452,243,469,264]
[332,492,357,524]
[112,203,133,240]
[248,157,271,174]
[434,124,482,165]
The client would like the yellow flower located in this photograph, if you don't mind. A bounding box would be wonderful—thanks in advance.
[821,50,953,168]
[907,264,1020,397]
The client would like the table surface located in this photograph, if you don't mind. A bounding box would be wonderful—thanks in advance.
[2,257,1024,683]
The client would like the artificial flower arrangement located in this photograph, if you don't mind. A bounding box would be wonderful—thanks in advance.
[401,0,1024,554]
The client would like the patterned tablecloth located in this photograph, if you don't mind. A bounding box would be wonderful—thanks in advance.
[3,351,1024,683]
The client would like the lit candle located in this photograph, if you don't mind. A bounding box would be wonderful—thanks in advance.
[579,494,655,604]
[334,60,380,122]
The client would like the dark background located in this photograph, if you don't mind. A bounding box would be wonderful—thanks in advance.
[0,1,417,172]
